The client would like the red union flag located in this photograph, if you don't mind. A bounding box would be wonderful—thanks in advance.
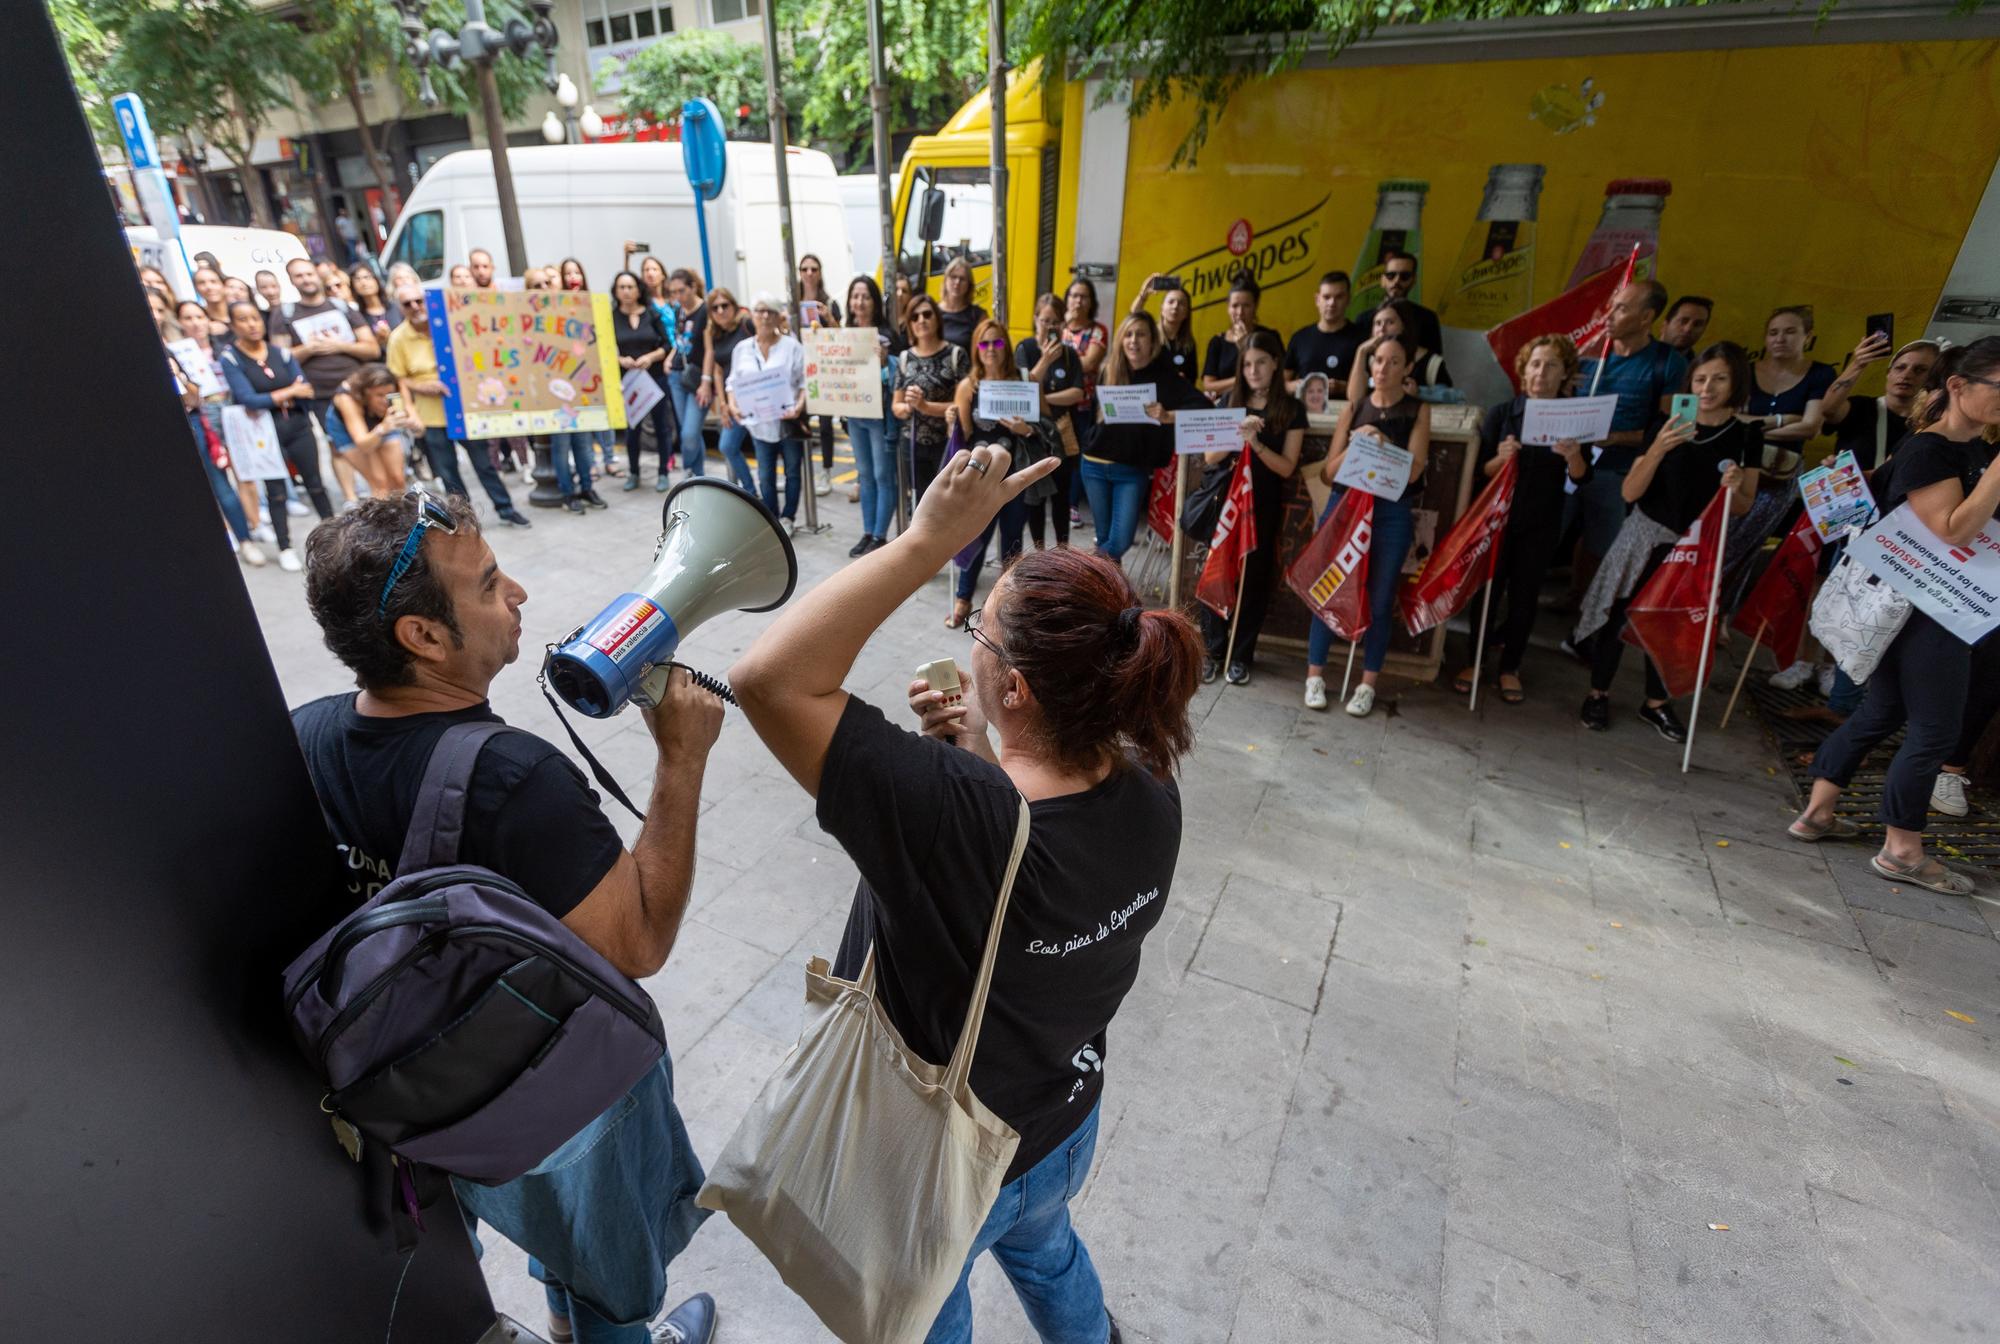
[1147,464,1176,543]
[1400,455,1518,635]
[1196,447,1260,617]
[1286,487,1375,640]
[1732,513,1823,666]
[1622,488,1729,699]
[1486,245,1637,393]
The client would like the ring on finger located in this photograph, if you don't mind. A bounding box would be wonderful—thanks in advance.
[964,457,989,476]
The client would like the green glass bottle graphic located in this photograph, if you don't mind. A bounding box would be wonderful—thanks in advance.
[1349,179,1429,318]
[1436,164,1543,330]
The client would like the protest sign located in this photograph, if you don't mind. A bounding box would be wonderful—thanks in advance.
[1099,384,1157,424]
[167,340,221,398]
[425,287,626,440]
[1850,504,2000,643]
[286,308,356,349]
[220,406,287,481]
[733,364,795,426]
[1333,429,1414,499]
[1175,407,1247,454]
[804,327,883,418]
[1521,395,1617,447]
[1798,449,1875,541]
[622,368,665,424]
[977,379,1041,422]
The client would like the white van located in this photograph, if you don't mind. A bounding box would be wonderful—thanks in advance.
[381,141,856,300]
[125,223,313,302]
[838,172,897,279]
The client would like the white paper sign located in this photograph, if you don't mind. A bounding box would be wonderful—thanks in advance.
[1850,504,2000,644]
[167,340,222,398]
[622,367,665,424]
[804,327,884,418]
[1174,407,1246,455]
[1334,428,1414,500]
[1522,394,1618,447]
[977,379,1040,422]
[286,308,355,350]
[733,363,794,425]
[220,406,288,481]
[1099,384,1158,424]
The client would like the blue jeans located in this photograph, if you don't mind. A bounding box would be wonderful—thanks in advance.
[1307,492,1416,674]
[848,413,899,537]
[956,497,1028,601]
[192,411,251,543]
[667,379,708,477]
[755,435,805,520]
[716,422,757,493]
[1079,458,1150,561]
[592,429,617,471]
[420,427,515,513]
[457,1055,708,1341]
[550,432,596,497]
[924,1104,1110,1344]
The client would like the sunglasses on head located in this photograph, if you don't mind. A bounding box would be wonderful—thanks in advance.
[376,491,459,621]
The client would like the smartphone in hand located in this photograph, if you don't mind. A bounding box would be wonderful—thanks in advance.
[1670,393,1699,424]
[1153,275,1184,293]
[1865,312,1894,347]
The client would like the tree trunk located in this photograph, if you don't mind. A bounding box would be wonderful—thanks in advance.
[219,97,275,229]
[344,62,400,227]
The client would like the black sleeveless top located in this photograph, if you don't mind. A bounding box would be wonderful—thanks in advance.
[1350,394,1425,504]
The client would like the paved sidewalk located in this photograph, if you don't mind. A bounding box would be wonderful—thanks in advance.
[246,476,2000,1342]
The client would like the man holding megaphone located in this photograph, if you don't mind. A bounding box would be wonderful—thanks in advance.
[293,491,725,1344]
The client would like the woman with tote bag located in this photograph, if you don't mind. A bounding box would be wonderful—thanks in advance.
[719,444,1205,1344]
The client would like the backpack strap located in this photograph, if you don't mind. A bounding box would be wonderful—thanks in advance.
[396,721,511,876]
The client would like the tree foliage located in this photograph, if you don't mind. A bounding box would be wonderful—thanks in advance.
[48,0,117,146]
[784,0,987,167]
[619,29,772,138]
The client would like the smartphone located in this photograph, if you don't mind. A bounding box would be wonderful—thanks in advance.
[385,391,403,416]
[1670,393,1699,424]
[1153,275,1184,293]
[801,299,822,326]
[1865,312,1894,347]
[630,241,652,255]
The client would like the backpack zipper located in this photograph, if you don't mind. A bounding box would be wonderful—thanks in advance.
[284,866,490,1016]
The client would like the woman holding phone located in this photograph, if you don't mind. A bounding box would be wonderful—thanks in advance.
[1128,273,1197,379]
[325,363,416,498]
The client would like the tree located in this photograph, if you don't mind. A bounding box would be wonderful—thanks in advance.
[618,29,770,139]
[48,0,117,148]
[783,0,986,168]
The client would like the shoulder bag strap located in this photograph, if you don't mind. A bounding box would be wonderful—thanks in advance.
[1875,401,1888,468]
[943,795,1034,1095]
[395,721,510,875]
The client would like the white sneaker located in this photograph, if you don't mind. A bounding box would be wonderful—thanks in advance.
[278,547,303,573]
[1932,771,1970,817]
[1769,659,1815,690]
[813,477,832,496]
[285,498,311,518]
[781,517,796,536]
[238,540,268,567]
[1345,683,1376,717]
[1816,663,1837,698]
[252,524,278,545]
[338,497,359,513]
[1304,675,1328,711]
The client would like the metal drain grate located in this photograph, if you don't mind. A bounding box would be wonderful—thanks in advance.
[1745,670,2000,872]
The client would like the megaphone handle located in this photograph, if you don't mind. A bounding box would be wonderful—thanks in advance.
[633,661,740,709]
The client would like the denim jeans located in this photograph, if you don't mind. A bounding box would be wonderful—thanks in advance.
[956,497,1028,601]
[755,435,805,520]
[716,422,757,493]
[550,431,596,497]
[191,410,251,543]
[592,429,618,471]
[1078,458,1150,561]
[923,1104,1110,1344]
[1306,492,1415,673]
[668,380,708,478]
[847,413,899,536]
[456,1055,708,1340]
[421,427,516,513]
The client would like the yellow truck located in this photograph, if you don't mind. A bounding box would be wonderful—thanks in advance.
[891,2,2000,408]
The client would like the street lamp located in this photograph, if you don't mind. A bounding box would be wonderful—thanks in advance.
[579,105,604,141]
[554,71,580,146]
[541,110,565,144]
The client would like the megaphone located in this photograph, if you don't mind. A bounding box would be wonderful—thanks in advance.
[544,478,797,718]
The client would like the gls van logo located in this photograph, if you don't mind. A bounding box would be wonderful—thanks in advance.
[1162,195,1329,313]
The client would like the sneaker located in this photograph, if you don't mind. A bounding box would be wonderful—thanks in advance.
[1638,701,1687,743]
[623,475,642,491]
[1816,663,1837,698]
[1345,683,1376,717]
[656,474,672,492]
[338,496,360,513]
[278,547,303,573]
[1225,661,1250,686]
[1932,771,1971,817]
[848,535,872,558]
[285,498,311,517]
[1304,675,1328,711]
[1200,656,1219,684]
[1559,635,1591,666]
[781,517,796,536]
[499,509,533,528]
[564,496,586,514]
[650,1292,716,1344]
[582,489,609,509]
[238,540,268,567]
[1580,694,1610,731]
[1769,658,1815,690]
[814,476,832,496]
[252,524,278,545]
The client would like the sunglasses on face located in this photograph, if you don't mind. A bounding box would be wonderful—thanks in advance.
[977,339,1007,352]
[910,311,936,323]
[400,298,425,310]
[1385,270,1415,282]
[376,491,458,621]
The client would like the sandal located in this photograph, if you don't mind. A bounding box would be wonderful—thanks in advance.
[1788,813,1861,842]
[944,598,971,630]
[1451,667,1477,695]
[1870,852,1975,896]
[1498,674,1525,705]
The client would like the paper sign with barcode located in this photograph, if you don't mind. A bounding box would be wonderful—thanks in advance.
[977,380,1040,422]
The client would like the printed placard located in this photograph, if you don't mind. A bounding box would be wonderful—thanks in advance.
[976,379,1041,422]
[733,363,795,425]
[1334,428,1415,500]
[622,367,666,424]
[1174,407,1247,454]
[1798,449,1875,541]
[220,405,287,481]
[1521,394,1618,447]
[1850,504,2000,644]
[425,287,627,440]
[1098,384,1158,424]
[804,327,884,418]
[167,339,222,398]
[286,308,355,349]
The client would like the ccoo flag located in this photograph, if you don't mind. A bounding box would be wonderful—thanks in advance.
[1286,487,1375,640]
[1485,245,1637,393]
[1731,512,1823,667]
[1621,487,1730,699]
[1196,447,1260,618]
[1401,455,1518,635]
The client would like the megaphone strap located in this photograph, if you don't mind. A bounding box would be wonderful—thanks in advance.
[539,677,648,823]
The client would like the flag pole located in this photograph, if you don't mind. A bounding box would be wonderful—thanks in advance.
[1718,618,1767,731]
[1169,457,1187,610]
[1222,558,1250,673]
[1341,639,1358,701]
[1467,578,1495,713]
[1682,489,1731,774]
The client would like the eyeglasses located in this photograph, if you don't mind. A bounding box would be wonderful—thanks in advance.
[400,297,426,310]
[1964,374,2000,391]
[375,491,458,621]
[909,310,937,323]
[1384,270,1415,282]
[977,339,1007,352]
[963,607,1007,663]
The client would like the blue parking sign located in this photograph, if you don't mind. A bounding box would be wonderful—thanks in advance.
[112,92,158,171]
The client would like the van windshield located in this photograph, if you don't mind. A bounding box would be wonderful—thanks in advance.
[897,167,993,278]
[388,210,445,281]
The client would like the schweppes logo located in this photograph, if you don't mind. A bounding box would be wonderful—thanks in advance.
[1164,195,1330,314]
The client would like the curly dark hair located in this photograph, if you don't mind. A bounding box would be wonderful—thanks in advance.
[303,493,480,690]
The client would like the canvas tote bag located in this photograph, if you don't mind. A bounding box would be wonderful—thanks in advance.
[1809,527,1912,685]
[696,797,1030,1344]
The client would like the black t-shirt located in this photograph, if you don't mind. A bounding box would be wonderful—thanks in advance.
[272,298,364,398]
[820,699,1181,1183]
[1831,396,1911,475]
[1016,337,1086,428]
[1478,397,1591,528]
[291,694,623,918]
[1201,324,1280,384]
[939,303,988,355]
[1636,417,1761,534]
[1285,322,1366,386]
[1880,430,1998,517]
[1089,354,1205,471]
[708,320,754,385]
[671,301,707,382]
[612,305,671,390]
